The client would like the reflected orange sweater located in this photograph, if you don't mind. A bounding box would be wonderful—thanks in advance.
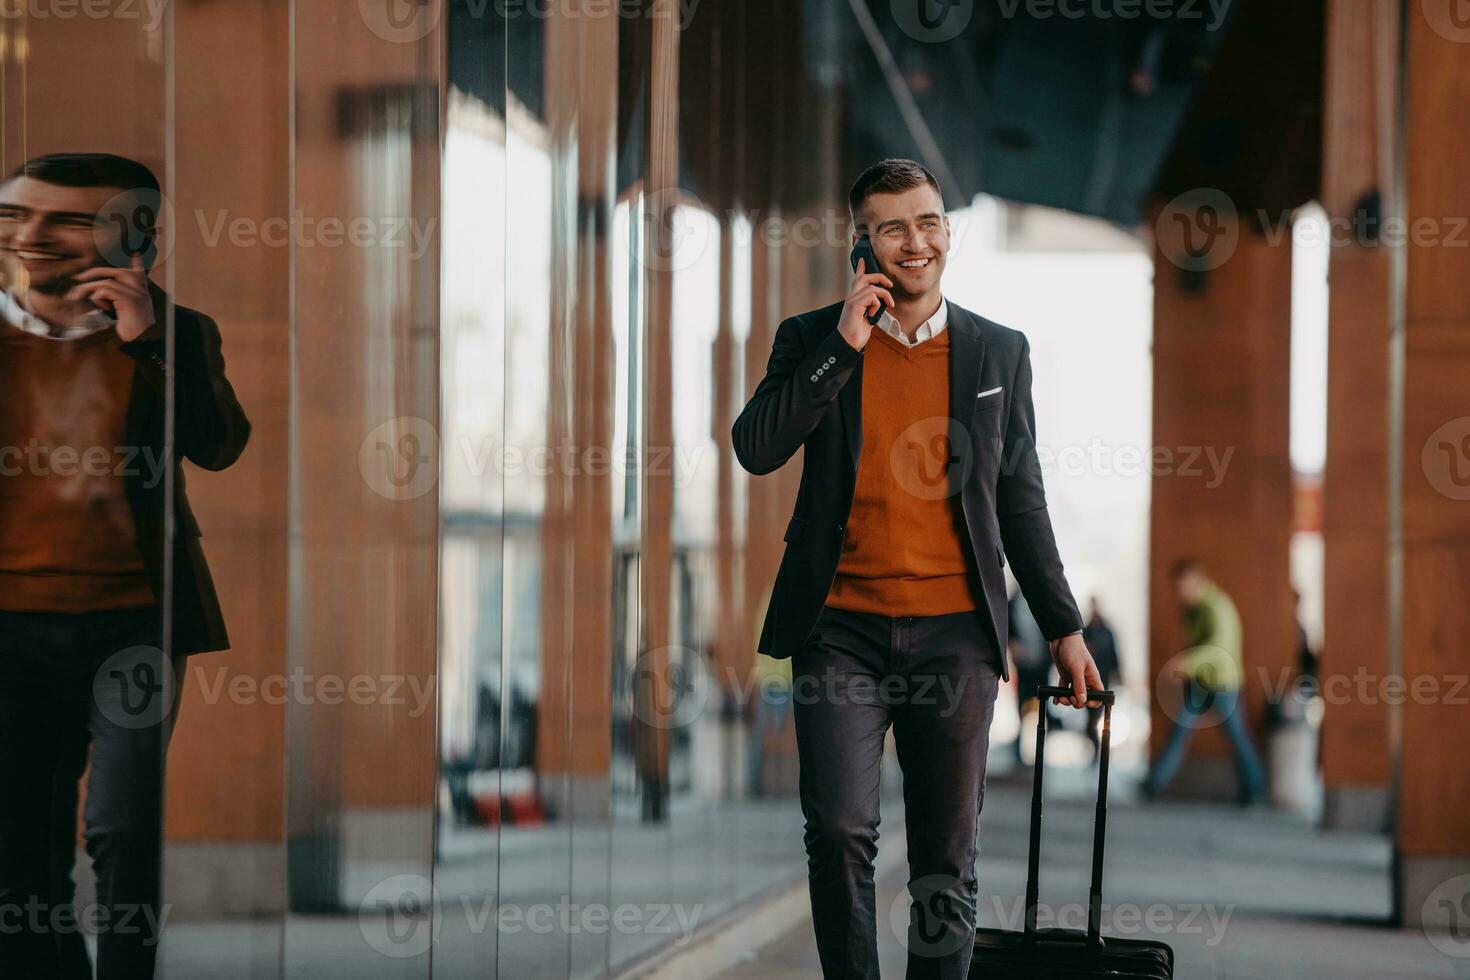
[825,327,980,616]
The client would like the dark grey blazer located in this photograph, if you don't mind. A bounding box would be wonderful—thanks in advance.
[116,282,251,655]
[732,297,1081,679]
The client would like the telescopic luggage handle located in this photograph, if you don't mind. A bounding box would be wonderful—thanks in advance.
[1023,686,1115,951]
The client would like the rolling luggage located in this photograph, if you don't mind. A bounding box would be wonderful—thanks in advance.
[970,686,1174,978]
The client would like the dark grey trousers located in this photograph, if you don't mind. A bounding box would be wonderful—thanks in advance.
[792,603,1002,980]
[0,606,181,980]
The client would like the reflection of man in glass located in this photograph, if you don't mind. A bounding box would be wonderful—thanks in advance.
[0,153,250,978]
[733,159,1100,979]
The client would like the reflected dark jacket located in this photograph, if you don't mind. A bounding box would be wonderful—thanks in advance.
[731,298,1081,679]
[114,282,251,654]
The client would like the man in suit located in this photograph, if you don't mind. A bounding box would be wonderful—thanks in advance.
[733,158,1100,979]
[0,153,250,978]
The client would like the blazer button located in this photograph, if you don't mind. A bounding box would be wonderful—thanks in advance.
[810,374,818,382]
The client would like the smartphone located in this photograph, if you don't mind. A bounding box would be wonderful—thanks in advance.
[848,235,887,326]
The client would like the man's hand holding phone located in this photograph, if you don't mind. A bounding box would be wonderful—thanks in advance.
[66,253,155,342]
[838,256,894,353]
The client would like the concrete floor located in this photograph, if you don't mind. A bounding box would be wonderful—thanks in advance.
[718,769,1468,979]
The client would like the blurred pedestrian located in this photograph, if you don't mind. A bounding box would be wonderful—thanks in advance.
[1081,597,1123,761]
[1143,559,1265,806]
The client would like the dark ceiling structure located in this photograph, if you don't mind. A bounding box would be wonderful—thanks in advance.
[456,0,1323,231]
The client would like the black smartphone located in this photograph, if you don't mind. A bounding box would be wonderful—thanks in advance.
[848,235,887,326]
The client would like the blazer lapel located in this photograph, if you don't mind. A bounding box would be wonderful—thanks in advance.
[947,301,986,436]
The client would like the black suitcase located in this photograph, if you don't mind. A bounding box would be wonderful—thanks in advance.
[970,686,1174,978]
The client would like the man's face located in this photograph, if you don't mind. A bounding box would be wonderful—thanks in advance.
[1175,569,1205,605]
[0,177,124,293]
[854,183,950,300]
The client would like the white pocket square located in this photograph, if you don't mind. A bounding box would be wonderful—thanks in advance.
[976,386,1003,399]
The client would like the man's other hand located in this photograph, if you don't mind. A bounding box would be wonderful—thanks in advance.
[1049,633,1103,709]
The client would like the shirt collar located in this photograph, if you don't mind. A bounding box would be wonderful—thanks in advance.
[0,287,117,341]
[876,296,947,348]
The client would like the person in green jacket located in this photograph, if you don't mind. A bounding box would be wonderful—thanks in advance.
[1143,558,1266,805]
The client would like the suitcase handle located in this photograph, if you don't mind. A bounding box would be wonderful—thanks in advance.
[1023,686,1114,951]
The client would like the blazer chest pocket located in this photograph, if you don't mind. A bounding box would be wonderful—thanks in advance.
[784,517,807,545]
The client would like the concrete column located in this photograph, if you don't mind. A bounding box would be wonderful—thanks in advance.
[1396,0,1470,931]
[1148,217,1296,801]
[1318,0,1397,833]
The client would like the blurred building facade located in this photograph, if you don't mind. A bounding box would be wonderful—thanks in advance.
[5,0,1468,975]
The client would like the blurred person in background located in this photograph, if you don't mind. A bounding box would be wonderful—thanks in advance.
[0,152,250,979]
[1007,587,1055,768]
[1081,596,1124,762]
[1142,558,1265,806]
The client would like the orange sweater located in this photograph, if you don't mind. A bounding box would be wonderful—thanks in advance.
[826,326,980,616]
[0,322,154,611]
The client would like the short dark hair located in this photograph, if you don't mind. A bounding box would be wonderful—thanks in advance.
[1169,557,1204,580]
[848,158,944,229]
[6,152,160,196]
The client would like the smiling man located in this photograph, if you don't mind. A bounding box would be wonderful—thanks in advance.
[732,158,1099,979]
[0,152,249,979]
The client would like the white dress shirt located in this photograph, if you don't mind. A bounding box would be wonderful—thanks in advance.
[0,287,116,341]
[875,296,947,348]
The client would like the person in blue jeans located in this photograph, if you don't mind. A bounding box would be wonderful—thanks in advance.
[1143,559,1266,805]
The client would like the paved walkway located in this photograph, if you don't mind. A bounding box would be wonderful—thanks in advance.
[719,768,1468,979]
